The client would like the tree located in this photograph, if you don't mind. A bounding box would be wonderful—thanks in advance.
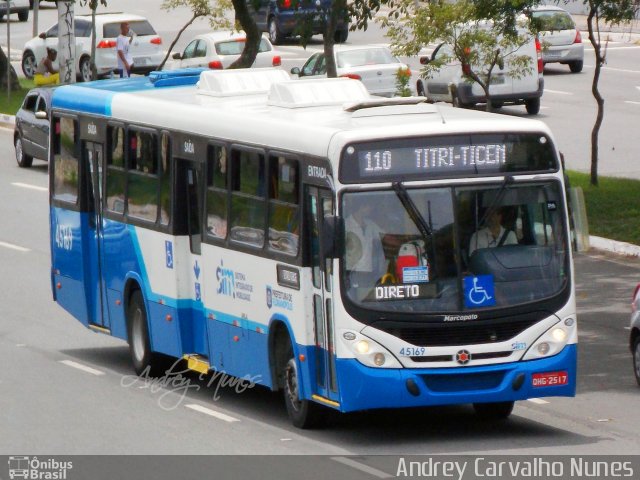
[581,0,639,186]
[0,46,21,92]
[383,0,537,111]
[78,0,108,81]
[159,0,232,71]
[229,0,263,69]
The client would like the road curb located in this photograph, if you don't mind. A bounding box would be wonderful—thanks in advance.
[589,235,640,258]
[0,114,16,129]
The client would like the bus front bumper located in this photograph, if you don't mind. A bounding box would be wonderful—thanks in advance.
[333,344,577,413]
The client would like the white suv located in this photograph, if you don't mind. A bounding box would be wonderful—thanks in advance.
[1,0,30,22]
[22,12,164,82]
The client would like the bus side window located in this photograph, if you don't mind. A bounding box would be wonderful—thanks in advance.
[230,149,266,248]
[268,156,299,256]
[52,117,80,205]
[106,126,126,214]
[159,133,171,226]
[205,145,228,239]
[127,130,159,223]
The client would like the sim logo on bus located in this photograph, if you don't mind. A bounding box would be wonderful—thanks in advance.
[216,261,235,298]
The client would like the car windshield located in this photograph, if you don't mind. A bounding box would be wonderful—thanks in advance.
[341,181,568,317]
[532,11,575,31]
[337,48,398,68]
[215,38,271,55]
[103,20,157,38]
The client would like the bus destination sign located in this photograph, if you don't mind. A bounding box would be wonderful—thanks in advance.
[339,134,557,183]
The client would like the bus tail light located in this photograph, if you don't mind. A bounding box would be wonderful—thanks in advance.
[574,31,582,44]
[535,37,543,73]
[272,55,281,67]
[150,37,163,45]
[208,60,223,69]
[281,0,292,8]
[97,40,116,49]
[340,73,361,80]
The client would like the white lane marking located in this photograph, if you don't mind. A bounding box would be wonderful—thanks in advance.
[584,64,640,74]
[0,241,30,253]
[545,89,573,95]
[626,101,640,105]
[624,326,632,330]
[12,182,48,192]
[584,46,640,52]
[185,404,240,423]
[60,360,105,376]
[331,457,393,479]
[528,398,550,405]
[16,344,26,347]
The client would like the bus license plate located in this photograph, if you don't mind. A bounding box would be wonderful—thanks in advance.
[532,371,568,387]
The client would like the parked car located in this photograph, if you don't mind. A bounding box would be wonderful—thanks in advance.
[415,25,544,115]
[14,87,55,168]
[291,45,409,98]
[172,31,281,70]
[1,0,29,22]
[247,0,349,45]
[529,5,584,73]
[22,13,164,82]
[631,283,640,386]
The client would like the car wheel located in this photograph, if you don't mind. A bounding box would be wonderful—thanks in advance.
[283,356,324,429]
[22,51,36,79]
[525,97,540,115]
[633,336,640,387]
[18,10,29,22]
[473,401,514,420]
[15,135,33,168]
[79,56,93,82]
[334,29,348,44]
[127,290,165,377]
[569,60,583,73]
[268,17,285,45]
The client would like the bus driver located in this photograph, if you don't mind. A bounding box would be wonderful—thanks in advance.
[469,207,517,256]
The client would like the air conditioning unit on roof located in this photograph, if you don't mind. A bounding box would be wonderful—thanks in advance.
[197,68,290,97]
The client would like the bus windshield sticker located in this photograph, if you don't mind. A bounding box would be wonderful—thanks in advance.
[402,266,429,283]
[463,275,496,308]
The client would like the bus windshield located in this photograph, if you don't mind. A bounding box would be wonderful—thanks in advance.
[341,181,568,316]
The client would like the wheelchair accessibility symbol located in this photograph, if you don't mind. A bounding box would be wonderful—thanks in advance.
[463,275,496,308]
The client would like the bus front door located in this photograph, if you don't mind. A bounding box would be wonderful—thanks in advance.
[85,141,110,329]
[307,186,339,404]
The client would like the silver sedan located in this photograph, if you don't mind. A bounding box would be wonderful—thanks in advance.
[531,5,585,73]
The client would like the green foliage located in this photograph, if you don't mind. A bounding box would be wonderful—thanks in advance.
[395,67,411,97]
[383,0,535,106]
[584,0,639,25]
[567,171,640,245]
[161,0,231,30]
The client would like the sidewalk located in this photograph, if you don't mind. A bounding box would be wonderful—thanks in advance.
[572,13,640,43]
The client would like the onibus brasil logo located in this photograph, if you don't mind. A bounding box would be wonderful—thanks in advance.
[8,456,72,480]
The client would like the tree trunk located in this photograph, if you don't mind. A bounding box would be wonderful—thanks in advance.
[90,6,98,80]
[0,47,21,92]
[158,13,201,71]
[229,0,261,69]
[324,5,339,78]
[587,7,604,187]
[57,1,76,84]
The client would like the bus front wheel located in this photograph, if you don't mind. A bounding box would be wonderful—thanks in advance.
[283,357,324,429]
[473,401,514,420]
[127,290,164,377]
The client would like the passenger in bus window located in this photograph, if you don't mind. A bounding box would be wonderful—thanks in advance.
[345,201,385,287]
[468,207,517,256]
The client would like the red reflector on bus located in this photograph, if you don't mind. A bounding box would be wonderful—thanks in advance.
[532,371,568,387]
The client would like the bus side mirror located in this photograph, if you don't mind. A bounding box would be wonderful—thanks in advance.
[322,215,344,259]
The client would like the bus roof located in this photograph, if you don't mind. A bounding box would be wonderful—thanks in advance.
[51,69,554,159]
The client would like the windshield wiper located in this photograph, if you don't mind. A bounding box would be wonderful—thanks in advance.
[392,182,433,239]
[477,175,514,228]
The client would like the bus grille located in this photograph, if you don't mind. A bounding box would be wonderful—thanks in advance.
[374,314,544,347]
[421,371,506,392]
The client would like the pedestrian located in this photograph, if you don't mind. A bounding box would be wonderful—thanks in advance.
[116,22,134,78]
[34,47,59,86]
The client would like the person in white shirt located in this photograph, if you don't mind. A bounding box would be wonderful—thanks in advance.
[116,22,134,78]
[469,208,517,256]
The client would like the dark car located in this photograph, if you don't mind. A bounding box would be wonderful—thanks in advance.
[247,0,349,45]
[14,87,54,168]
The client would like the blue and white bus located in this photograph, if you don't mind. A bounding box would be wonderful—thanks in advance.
[49,68,576,428]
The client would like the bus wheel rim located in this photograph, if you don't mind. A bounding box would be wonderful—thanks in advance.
[132,310,145,363]
[285,361,302,412]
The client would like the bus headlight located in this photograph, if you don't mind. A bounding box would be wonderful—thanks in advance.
[523,321,573,361]
[340,330,402,369]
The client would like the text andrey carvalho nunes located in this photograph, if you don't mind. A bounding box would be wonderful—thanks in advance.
[396,457,634,479]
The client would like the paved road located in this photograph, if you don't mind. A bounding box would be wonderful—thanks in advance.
[0,127,639,459]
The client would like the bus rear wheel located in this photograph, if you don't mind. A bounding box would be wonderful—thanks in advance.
[473,401,514,420]
[283,357,324,429]
[128,290,164,377]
